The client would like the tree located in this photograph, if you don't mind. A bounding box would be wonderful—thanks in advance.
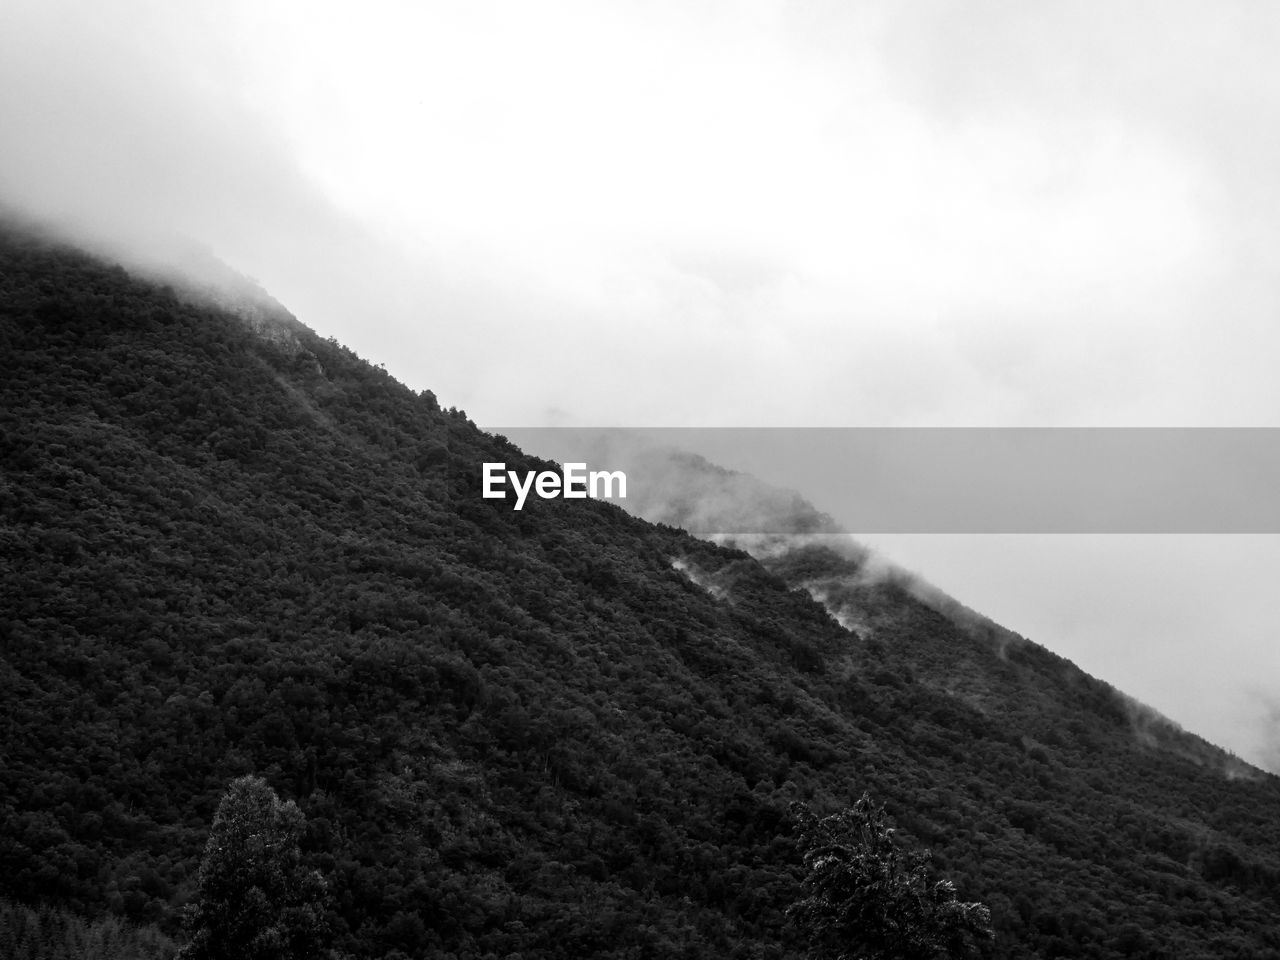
[178,776,328,960]
[788,795,992,960]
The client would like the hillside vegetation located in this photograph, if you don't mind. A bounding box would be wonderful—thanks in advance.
[2,223,1279,958]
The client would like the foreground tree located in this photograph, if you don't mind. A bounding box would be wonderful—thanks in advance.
[788,796,993,960]
[178,776,328,960]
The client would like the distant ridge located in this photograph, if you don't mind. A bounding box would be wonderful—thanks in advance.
[3,219,1278,959]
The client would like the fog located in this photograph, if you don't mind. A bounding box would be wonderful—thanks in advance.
[5,0,1280,769]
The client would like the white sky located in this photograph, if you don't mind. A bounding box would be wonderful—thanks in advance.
[3,0,1280,769]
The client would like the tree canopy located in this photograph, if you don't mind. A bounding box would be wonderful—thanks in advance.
[4,221,1280,958]
[178,776,327,960]
[789,796,993,960]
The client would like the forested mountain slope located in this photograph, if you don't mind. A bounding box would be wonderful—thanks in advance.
[2,223,1278,959]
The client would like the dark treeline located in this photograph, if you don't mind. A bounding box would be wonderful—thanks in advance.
[1,223,1279,958]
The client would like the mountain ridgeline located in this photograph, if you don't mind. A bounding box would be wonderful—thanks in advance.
[2,222,1279,959]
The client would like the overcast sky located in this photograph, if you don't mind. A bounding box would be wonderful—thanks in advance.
[4,0,1280,769]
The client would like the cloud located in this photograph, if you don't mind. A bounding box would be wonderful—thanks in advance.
[1255,695,1280,775]
[0,3,309,247]
[4,0,1250,428]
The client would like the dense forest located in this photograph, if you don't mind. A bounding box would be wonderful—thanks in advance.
[2,221,1279,958]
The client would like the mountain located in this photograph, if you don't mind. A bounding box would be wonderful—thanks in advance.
[2,220,1279,960]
